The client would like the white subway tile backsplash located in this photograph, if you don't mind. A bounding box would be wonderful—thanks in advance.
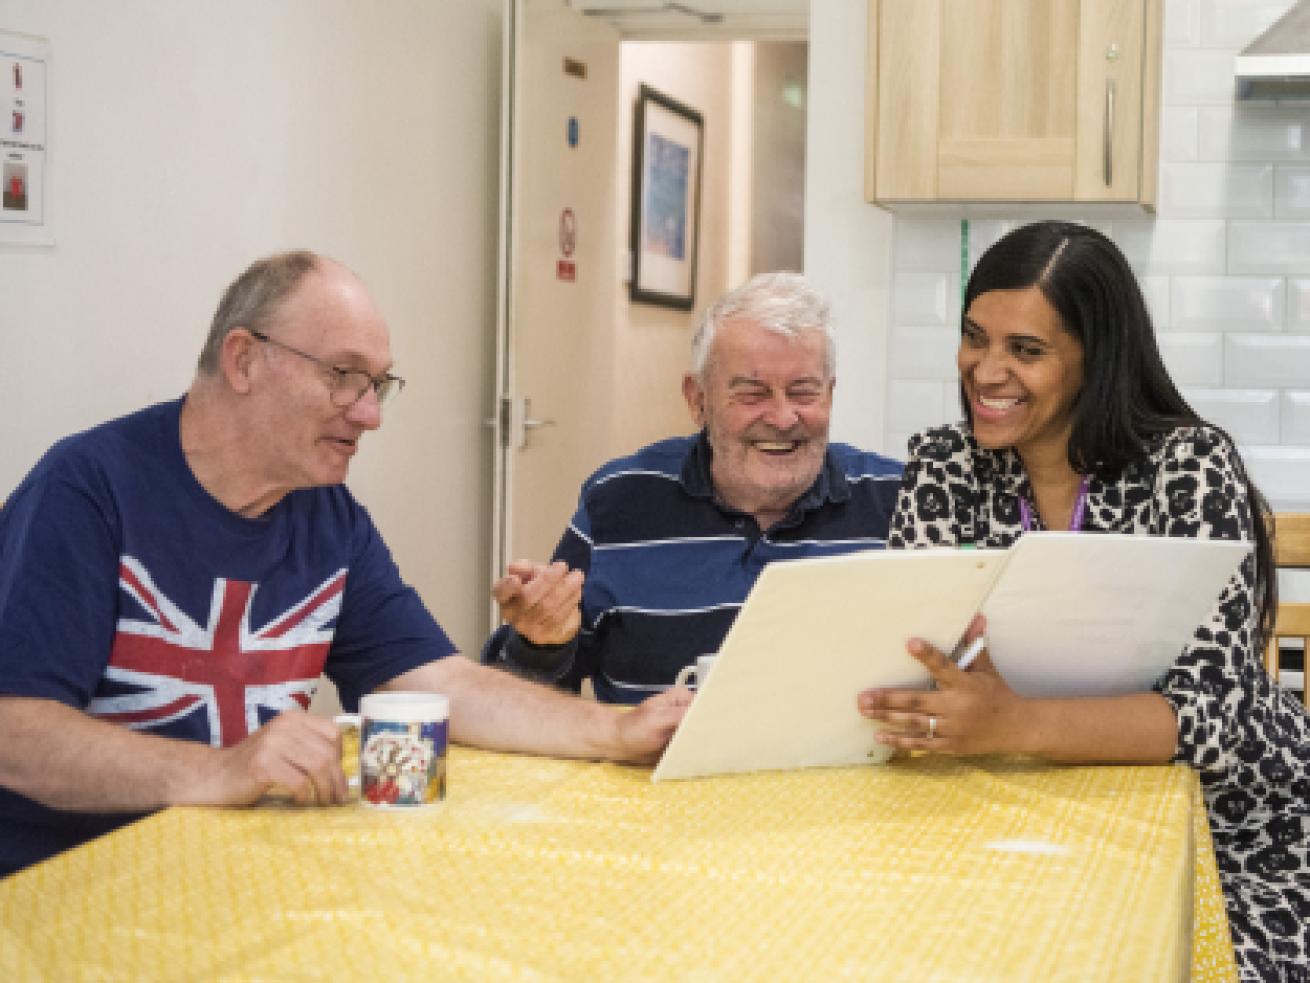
[1166,0,1201,46]
[1229,221,1310,273]
[964,220,1018,270]
[1172,275,1284,330]
[1160,107,1200,162]
[1198,1,1290,49]
[1198,106,1309,161]
[1165,50,1239,105]
[1289,279,1310,330]
[1158,163,1273,217]
[1182,388,1280,443]
[1225,334,1310,386]
[1141,275,1172,328]
[1157,332,1224,386]
[893,273,954,326]
[1243,446,1310,509]
[889,325,959,380]
[885,431,914,461]
[1275,166,1310,218]
[1283,391,1310,444]
[1112,219,1227,273]
[941,381,964,422]
[886,380,947,436]
[894,220,964,272]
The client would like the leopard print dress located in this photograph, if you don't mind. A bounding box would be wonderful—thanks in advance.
[891,422,1309,982]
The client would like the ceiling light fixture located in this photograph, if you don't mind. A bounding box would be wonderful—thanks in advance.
[581,3,724,25]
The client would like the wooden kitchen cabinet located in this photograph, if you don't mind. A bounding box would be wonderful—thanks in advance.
[865,0,1162,208]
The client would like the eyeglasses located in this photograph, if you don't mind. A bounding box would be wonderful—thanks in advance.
[248,329,405,408]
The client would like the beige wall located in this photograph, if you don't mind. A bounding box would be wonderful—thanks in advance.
[751,42,807,276]
[0,1,503,664]
[610,42,745,459]
[607,40,810,461]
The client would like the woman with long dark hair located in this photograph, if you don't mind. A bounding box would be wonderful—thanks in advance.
[860,221,1308,979]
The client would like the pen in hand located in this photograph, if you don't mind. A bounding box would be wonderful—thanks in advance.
[955,636,986,671]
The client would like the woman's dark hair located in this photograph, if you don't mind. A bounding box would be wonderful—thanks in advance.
[963,220,1276,642]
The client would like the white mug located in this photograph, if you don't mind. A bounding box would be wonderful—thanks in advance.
[674,654,718,690]
[343,691,449,808]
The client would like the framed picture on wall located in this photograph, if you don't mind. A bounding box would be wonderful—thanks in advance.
[629,83,703,310]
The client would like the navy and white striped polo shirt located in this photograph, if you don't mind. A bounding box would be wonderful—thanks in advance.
[485,431,903,704]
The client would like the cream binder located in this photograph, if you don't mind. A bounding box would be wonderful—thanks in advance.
[652,533,1250,782]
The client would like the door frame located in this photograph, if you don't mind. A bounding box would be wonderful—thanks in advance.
[488,0,520,630]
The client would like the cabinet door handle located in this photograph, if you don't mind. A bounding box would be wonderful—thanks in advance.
[1103,78,1116,187]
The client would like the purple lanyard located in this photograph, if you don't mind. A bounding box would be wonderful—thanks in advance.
[1019,475,1091,532]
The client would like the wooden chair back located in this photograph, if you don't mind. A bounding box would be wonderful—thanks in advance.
[1266,512,1310,703]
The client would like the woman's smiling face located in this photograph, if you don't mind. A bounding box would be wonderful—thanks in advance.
[957,286,1085,462]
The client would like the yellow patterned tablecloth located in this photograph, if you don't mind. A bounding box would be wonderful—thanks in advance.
[0,748,1236,981]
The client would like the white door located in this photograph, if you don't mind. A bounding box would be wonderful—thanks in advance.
[491,0,622,612]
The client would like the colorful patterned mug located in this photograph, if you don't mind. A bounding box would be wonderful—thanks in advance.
[340,692,449,808]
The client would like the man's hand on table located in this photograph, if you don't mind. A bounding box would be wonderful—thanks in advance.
[493,559,583,646]
[606,687,694,765]
[178,708,350,807]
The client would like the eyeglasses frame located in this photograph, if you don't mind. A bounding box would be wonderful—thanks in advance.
[246,328,405,408]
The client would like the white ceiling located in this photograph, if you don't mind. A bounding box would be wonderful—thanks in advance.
[566,0,809,40]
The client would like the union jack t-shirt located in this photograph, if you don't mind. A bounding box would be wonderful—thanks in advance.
[0,398,455,875]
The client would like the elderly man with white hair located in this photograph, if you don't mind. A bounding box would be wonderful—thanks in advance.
[484,271,903,702]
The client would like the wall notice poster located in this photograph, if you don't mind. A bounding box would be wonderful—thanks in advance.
[1,30,50,245]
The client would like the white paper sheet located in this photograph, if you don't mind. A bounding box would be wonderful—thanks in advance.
[653,534,1250,782]
[980,533,1250,697]
[652,549,1009,781]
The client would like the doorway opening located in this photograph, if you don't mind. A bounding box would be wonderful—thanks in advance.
[493,1,810,611]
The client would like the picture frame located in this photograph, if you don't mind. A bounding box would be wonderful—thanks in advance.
[629,84,703,310]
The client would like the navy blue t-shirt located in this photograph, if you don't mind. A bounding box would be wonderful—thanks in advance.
[0,398,455,875]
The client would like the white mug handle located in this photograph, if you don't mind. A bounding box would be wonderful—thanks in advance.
[334,713,362,790]
[674,664,697,689]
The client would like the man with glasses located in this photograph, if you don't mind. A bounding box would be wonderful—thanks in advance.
[0,250,689,877]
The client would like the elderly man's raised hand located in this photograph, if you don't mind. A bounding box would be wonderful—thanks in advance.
[493,559,584,647]
[180,708,350,807]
